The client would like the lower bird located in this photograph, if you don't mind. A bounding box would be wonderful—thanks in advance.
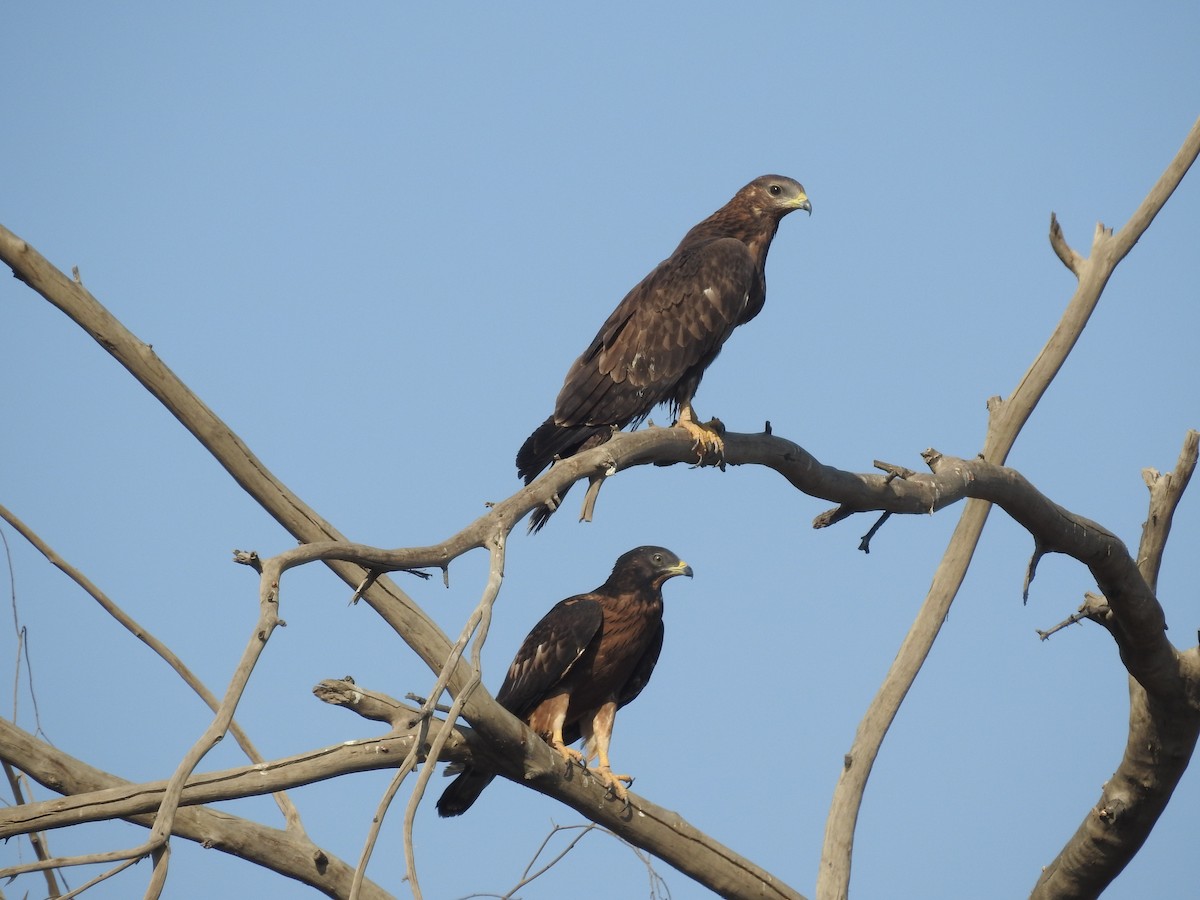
[437,546,693,816]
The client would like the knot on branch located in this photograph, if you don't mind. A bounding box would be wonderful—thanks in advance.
[1095,795,1127,825]
[232,549,262,573]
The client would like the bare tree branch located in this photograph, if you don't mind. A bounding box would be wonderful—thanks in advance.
[136,554,289,898]
[0,701,468,839]
[3,761,62,896]
[1037,592,1110,641]
[12,422,1189,895]
[459,823,671,900]
[816,112,1200,900]
[0,112,1195,899]
[0,503,307,835]
[0,719,393,899]
[57,857,140,900]
[1031,429,1200,899]
[1138,431,1199,594]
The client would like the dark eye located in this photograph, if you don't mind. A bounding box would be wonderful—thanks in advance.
[652,553,663,564]
[768,184,782,195]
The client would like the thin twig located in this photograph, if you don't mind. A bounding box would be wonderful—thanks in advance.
[139,563,286,898]
[0,506,307,835]
[57,857,141,900]
[1,842,159,879]
[857,512,891,553]
[405,692,454,714]
[459,822,672,900]
[1037,593,1110,640]
[3,762,62,896]
[349,533,507,899]
[350,763,418,900]
[405,533,508,896]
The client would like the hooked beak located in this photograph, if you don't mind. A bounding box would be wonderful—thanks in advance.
[669,561,694,579]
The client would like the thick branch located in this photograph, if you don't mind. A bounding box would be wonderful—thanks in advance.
[0,225,807,900]
[16,428,1178,898]
[818,113,1200,900]
[0,719,393,900]
[1030,430,1200,900]
[0,223,462,699]
[0,696,470,840]
[919,452,1179,691]
[3,680,801,900]
[3,114,1196,899]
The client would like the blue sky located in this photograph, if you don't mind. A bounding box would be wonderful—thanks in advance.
[2,3,1198,898]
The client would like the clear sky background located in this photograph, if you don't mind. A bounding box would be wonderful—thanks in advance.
[3,4,1198,899]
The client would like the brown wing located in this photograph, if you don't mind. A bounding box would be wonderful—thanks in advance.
[437,595,601,818]
[552,237,761,428]
[616,618,664,709]
[516,175,807,494]
[495,596,604,720]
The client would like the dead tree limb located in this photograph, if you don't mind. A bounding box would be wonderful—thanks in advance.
[0,503,306,835]
[0,718,394,900]
[1030,430,1200,900]
[0,226,806,900]
[1,113,1195,900]
[816,113,1200,900]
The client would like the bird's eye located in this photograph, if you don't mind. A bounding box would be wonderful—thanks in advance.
[768,184,782,195]
[652,554,663,564]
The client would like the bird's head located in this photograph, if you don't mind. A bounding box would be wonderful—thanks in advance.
[611,546,694,591]
[745,175,811,217]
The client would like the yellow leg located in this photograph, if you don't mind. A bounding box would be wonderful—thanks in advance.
[549,723,586,769]
[583,702,634,801]
[532,696,586,771]
[675,403,725,462]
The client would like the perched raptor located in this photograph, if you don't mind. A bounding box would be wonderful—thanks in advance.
[436,546,692,817]
[516,175,810,526]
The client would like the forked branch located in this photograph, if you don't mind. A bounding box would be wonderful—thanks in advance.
[817,113,1200,900]
[0,226,806,900]
[1030,429,1200,900]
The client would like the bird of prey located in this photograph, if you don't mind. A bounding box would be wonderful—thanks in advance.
[516,175,810,518]
[436,546,693,817]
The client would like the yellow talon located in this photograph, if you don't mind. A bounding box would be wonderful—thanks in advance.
[551,739,586,770]
[675,403,725,462]
[595,767,633,801]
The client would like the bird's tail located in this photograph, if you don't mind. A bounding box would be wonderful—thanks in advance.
[516,417,613,484]
[436,767,497,818]
[516,418,614,532]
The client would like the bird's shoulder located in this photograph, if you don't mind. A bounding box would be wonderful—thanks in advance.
[658,234,757,281]
[521,594,605,649]
[495,595,604,710]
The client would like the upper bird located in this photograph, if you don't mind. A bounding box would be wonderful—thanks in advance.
[516,175,810,513]
[436,545,692,817]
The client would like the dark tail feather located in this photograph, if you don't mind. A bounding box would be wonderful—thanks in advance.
[517,419,614,532]
[436,767,497,818]
[527,484,572,533]
[517,418,608,484]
